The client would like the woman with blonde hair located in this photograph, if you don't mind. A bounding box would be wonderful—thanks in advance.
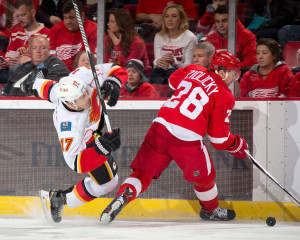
[104,8,152,77]
[150,4,197,84]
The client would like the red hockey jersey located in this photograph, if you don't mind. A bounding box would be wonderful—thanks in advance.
[49,18,97,71]
[6,24,49,64]
[240,62,293,98]
[154,64,235,150]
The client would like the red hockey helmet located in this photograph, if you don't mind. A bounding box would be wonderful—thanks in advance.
[211,51,241,80]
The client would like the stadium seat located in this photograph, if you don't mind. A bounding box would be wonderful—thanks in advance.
[282,42,300,67]
[124,4,137,23]
[145,43,154,64]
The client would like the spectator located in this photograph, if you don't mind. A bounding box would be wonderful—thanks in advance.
[35,0,64,29]
[86,0,124,33]
[240,38,294,98]
[104,8,152,77]
[205,5,257,74]
[196,0,228,41]
[277,4,300,49]
[0,0,39,37]
[5,0,49,71]
[3,35,69,96]
[193,41,215,69]
[288,72,300,97]
[49,0,97,71]
[135,0,197,43]
[150,4,197,84]
[36,0,87,28]
[291,49,300,75]
[0,31,9,83]
[120,59,159,97]
[73,51,91,69]
[244,0,297,41]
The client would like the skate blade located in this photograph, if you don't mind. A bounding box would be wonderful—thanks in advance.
[39,190,55,224]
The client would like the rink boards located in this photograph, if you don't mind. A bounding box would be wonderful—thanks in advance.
[0,99,300,221]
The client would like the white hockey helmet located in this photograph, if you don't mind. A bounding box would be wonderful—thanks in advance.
[55,76,86,106]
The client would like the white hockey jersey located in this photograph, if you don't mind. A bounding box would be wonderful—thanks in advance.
[33,63,127,172]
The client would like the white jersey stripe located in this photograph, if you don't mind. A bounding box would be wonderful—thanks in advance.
[194,184,218,201]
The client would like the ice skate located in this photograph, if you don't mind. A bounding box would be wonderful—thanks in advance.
[100,188,132,225]
[49,189,66,223]
[39,189,66,223]
[200,207,236,221]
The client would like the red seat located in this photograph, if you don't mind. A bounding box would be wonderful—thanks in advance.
[145,43,154,64]
[282,42,300,67]
[124,4,137,23]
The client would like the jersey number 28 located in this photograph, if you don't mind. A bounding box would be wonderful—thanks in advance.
[164,80,209,120]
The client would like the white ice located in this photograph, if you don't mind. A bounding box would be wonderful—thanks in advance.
[0,216,299,240]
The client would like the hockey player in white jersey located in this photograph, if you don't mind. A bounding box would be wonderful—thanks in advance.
[20,63,128,223]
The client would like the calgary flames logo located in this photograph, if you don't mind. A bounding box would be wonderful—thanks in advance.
[89,89,101,123]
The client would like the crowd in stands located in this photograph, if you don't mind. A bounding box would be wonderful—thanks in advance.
[0,0,300,98]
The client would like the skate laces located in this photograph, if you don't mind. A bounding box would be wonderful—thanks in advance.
[211,207,227,218]
[112,194,126,209]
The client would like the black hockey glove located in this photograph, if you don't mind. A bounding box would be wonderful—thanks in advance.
[94,127,121,156]
[20,67,48,97]
[100,76,122,107]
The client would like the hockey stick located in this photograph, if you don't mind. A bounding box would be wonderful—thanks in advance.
[72,0,112,133]
[245,150,300,207]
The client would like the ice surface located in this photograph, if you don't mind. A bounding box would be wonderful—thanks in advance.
[0,216,299,240]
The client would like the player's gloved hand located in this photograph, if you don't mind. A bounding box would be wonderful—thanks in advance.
[94,127,121,156]
[227,135,248,159]
[20,67,48,97]
[100,76,122,107]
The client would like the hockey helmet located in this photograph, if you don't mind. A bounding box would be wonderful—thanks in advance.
[211,51,241,81]
[55,76,86,106]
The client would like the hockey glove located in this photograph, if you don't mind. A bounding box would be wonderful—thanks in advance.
[100,76,122,107]
[94,127,121,156]
[227,135,248,159]
[20,67,48,97]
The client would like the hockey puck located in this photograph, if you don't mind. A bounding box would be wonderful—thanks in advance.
[266,217,276,226]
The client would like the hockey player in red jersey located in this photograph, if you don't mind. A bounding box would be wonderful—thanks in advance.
[100,50,248,224]
[20,63,128,223]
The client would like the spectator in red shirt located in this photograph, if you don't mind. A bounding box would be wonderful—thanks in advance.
[196,0,228,40]
[120,59,159,98]
[136,0,196,29]
[0,0,39,38]
[49,0,97,71]
[205,5,257,74]
[104,8,152,77]
[240,38,293,98]
[5,0,49,71]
